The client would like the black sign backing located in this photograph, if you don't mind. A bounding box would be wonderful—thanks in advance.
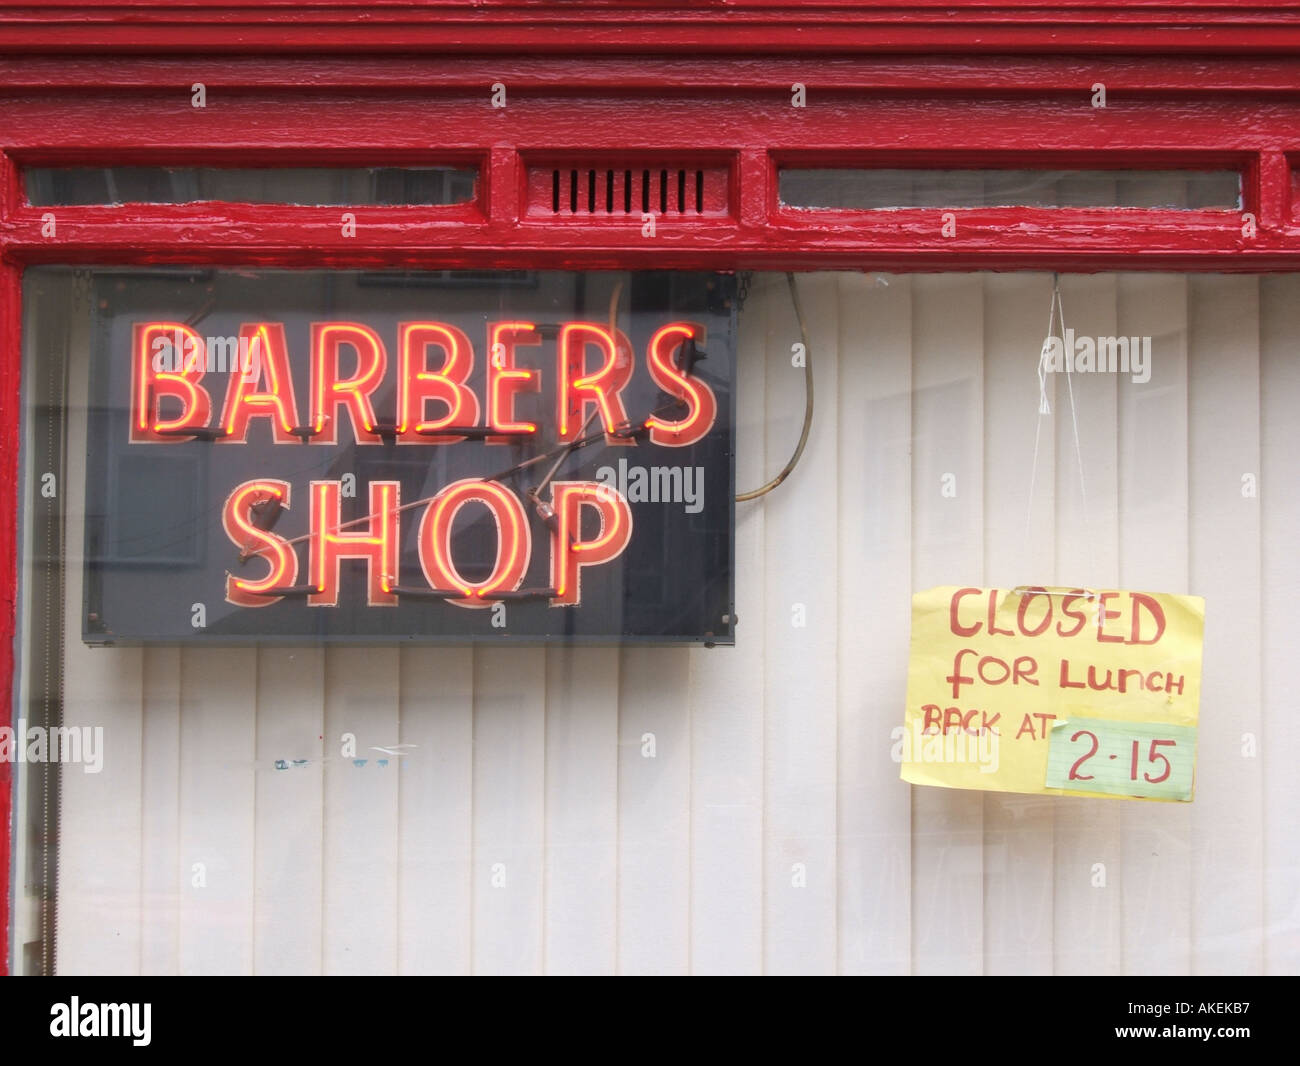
[82,270,736,645]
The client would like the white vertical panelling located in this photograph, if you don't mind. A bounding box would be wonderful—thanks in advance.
[909,274,986,975]
[544,646,618,975]
[397,646,473,974]
[177,648,256,975]
[687,637,763,975]
[253,647,323,974]
[322,646,399,974]
[1188,275,1264,975]
[55,294,145,976]
[688,272,766,976]
[762,272,838,975]
[1051,275,1123,976]
[57,598,145,976]
[981,273,1055,976]
[1259,276,1300,976]
[836,272,912,975]
[617,647,691,974]
[1116,273,1193,975]
[139,646,180,974]
[472,645,545,974]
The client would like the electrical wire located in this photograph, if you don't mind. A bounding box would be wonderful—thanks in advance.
[735,272,814,501]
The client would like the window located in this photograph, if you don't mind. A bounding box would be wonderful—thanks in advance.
[14,266,1293,973]
[778,168,1243,210]
[25,166,478,207]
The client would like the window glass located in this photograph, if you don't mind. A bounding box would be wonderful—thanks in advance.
[25,167,477,207]
[15,266,1292,975]
[779,168,1242,210]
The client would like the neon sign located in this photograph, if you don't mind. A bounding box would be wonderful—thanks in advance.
[85,270,736,643]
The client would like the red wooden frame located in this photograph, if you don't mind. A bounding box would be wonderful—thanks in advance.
[5,2,1300,54]
[4,2,1300,976]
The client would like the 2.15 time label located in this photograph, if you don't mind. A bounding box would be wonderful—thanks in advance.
[1045,717,1197,801]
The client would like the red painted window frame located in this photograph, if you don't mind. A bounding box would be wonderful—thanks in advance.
[5,2,1300,54]
[4,4,1300,975]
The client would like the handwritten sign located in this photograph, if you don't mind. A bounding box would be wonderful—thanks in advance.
[900,586,1204,802]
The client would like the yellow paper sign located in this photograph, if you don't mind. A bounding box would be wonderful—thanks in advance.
[900,586,1204,801]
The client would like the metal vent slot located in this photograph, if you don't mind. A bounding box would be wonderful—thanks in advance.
[528,161,727,219]
[545,167,709,215]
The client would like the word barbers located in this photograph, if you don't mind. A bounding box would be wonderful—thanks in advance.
[132,319,716,447]
[224,478,632,609]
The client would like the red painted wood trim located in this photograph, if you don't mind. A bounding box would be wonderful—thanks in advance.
[4,3,1300,54]
[0,152,19,978]
[3,93,1295,156]
[7,56,1300,95]
[1,206,1288,272]
[2,90,1297,271]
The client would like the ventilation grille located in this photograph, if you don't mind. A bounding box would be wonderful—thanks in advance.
[527,163,729,218]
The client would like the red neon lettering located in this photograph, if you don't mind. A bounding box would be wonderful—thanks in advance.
[222,479,297,607]
[397,322,479,442]
[487,321,541,441]
[130,322,212,442]
[548,481,633,606]
[311,322,387,444]
[219,323,301,444]
[308,480,400,607]
[644,322,717,447]
[557,323,634,442]
[418,479,531,607]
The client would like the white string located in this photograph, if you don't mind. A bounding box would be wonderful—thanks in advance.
[1037,294,1055,417]
[1022,273,1059,559]
[1058,279,1095,578]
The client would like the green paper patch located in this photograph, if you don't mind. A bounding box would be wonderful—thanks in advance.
[1046,717,1197,801]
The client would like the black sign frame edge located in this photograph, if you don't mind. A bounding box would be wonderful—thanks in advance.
[73,267,741,648]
